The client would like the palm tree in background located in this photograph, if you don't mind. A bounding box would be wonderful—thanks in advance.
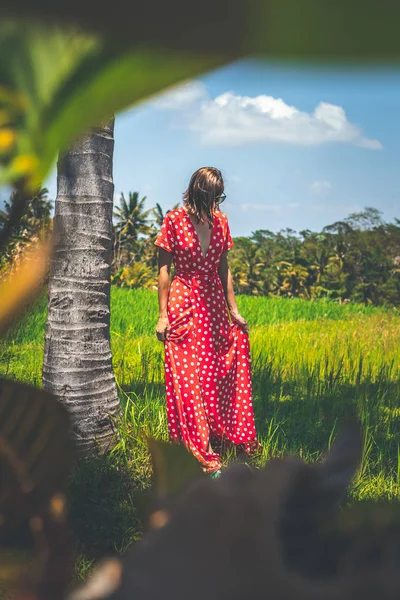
[27,188,53,238]
[0,188,53,269]
[228,237,266,295]
[153,202,166,229]
[143,201,180,267]
[0,188,53,233]
[152,202,180,228]
[113,191,153,268]
[111,200,180,284]
[276,261,310,298]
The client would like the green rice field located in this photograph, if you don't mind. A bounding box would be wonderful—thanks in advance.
[0,288,399,571]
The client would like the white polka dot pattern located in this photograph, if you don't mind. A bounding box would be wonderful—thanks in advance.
[155,207,258,471]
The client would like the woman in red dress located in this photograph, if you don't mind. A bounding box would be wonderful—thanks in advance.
[155,167,259,476]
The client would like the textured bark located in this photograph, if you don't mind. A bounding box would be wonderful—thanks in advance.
[43,120,122,456]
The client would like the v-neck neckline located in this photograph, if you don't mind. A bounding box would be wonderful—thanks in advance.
[183,208,215,260]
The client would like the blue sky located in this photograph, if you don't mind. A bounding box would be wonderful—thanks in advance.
[44,59,400,238]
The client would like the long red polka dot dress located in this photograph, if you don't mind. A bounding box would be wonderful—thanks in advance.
[155,207,259,473]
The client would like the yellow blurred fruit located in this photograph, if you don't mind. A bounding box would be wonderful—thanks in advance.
[11,154,39,175]
[0,128,16,152]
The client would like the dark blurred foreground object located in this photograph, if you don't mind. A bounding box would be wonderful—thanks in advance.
[2,0,400,61]
[70,421,400,600]
[0,378,74,600]
[0,394,399,600]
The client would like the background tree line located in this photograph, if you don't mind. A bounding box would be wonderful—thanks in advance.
[1,190,399,306]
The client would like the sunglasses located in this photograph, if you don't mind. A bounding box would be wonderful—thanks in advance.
[215,193,226,204]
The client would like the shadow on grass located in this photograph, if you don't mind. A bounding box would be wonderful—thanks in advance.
[122,373,400,468]
[252,374,400,472]
[68,374,400,571]
[68,453,152,562]
[120,372,400,475]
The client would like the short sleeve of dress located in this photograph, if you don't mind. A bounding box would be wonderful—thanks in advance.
[223,221,234,253]
[155,214,175,254]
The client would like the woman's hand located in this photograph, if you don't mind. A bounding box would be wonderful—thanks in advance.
[156,316,170,342]
[230,311,249,333]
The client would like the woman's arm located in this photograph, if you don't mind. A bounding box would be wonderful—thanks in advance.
[156,248,173,341]
[218,252,249,333]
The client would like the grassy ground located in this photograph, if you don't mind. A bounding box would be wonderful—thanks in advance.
[1,288,399,576]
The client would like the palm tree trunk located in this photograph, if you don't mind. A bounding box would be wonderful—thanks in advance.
[43,119,121,456]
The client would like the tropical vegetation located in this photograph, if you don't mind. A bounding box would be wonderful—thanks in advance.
[1,7,400,596]
[0,187,53,274]
[2,191,399,306]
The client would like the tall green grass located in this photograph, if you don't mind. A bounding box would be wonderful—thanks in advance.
[1,287,399,568]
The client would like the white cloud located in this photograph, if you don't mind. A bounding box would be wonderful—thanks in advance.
[153,82,382,150]
[151,81,207,110]
[310,180,332,195]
